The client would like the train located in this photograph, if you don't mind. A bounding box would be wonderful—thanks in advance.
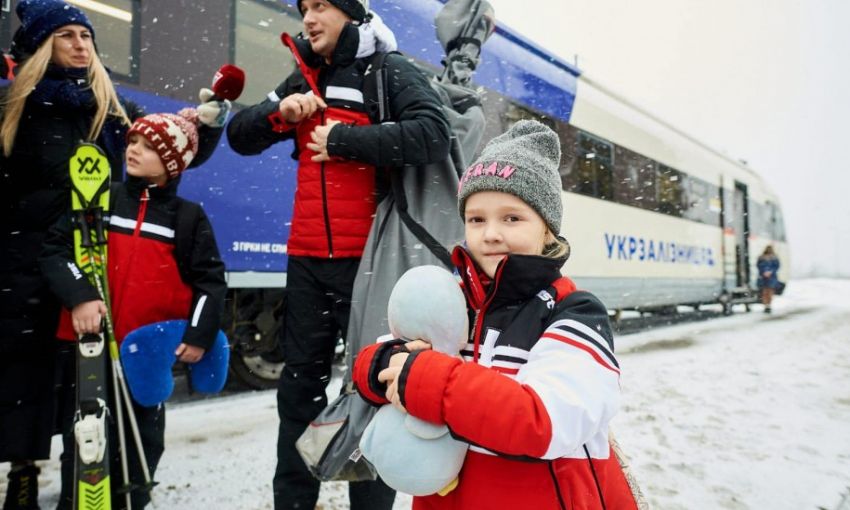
[0,0,789,389]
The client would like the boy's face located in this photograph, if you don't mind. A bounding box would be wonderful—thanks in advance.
[464,191,550,278]
[300,0,352,59]
[126,133,168,186]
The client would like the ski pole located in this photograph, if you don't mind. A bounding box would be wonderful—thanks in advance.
[113,353,156,507]
[94,268,155,507]
[110,356,133,510]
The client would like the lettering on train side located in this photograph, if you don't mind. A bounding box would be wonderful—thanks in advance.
[231,241,288,254]
[603,233,715,266]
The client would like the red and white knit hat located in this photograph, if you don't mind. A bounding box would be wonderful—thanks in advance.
[127,108,200,179]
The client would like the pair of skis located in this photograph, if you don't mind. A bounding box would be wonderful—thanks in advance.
[69,143,153,510]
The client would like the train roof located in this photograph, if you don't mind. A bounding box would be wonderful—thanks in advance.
[570,72,779,203]
[456,2,780,202]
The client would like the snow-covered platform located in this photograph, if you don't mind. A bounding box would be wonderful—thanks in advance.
[3,279,849,509]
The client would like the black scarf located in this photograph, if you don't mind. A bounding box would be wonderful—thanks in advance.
[27,64,128,163]
[29,65,94,110]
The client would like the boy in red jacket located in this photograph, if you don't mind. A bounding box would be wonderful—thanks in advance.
[40,108,227,509]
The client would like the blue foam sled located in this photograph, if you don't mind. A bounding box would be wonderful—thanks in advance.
[120,320,230,407]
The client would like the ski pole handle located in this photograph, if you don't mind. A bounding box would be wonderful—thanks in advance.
[74,211,94,249]
[93,208,107,245]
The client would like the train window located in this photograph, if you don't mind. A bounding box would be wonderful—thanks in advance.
[749,201,767,238]
[683,177,713,224]
[477,96,510,159]
[573,131,613,200]
[69,0,139,81]
[764,203,776,239]
[502,101,554,129]
[556,123,579,190]
[476,98,557,161]
[656,164,685,217]
[771,203,787,242]
[233,0,302,104]
[775,207,788,242]
[707,183,722,226]
[613,146,656,209]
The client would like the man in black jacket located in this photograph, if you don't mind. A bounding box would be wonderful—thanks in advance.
[226,0,450,508]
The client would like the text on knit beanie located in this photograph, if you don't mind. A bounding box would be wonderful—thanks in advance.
[457,119,563,234]
[127,109,200,180]
[296,0,369,23]
[13,0,95,56]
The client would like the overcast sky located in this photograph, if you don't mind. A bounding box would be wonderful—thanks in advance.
[487,0,850,277]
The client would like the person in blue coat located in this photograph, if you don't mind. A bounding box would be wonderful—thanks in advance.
[756,245,781,313]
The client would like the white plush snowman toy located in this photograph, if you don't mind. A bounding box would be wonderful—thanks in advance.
[359,265,469,496]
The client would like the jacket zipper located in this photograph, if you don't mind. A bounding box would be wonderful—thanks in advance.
[471,261,508,362]
[319,110,333,257]
[112,188,148,331]
[133,188,149,237]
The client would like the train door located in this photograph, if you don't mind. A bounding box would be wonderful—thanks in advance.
[719,177,732,290]
[732,182,750,287]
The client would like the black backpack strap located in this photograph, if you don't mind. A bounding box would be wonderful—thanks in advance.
[363,51,395,124]
[365,51,454,269]
[389,170,454,268]
[174,199,203,283]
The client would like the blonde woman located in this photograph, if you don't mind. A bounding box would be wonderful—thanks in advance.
[0,1,139,508]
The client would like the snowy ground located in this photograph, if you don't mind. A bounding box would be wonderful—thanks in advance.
[4,278,850,509]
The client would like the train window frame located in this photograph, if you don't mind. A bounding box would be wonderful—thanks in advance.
[575,131,614,201]
[613,145,657,210]
[556,121,579,191]
[230,0,303,107]
[682,173,720,225]
[750,201,767,239]
[656,164,686,217]
[476,97,556,161]
[770,202,787,242]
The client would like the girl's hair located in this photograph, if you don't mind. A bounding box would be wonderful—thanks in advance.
[1,33,131,157]
[542,235,571,260]
[763,245,775,256]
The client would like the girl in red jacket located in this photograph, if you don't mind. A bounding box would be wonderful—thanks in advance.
[354,120,640,509]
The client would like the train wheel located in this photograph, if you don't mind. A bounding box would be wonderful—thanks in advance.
[719,292,733,316]
[225,288,286,390]
[230,349,284,390]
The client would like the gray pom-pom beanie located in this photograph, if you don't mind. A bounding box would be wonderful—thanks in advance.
[457,120,563,234]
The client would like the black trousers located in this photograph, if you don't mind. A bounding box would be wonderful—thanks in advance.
[55,342,165,510]
[273,256,395,510]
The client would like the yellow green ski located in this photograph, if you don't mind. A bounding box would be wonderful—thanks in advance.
[69,143,113,510]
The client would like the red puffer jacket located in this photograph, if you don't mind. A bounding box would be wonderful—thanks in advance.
[226,26,450,258]
[278,33,375,258]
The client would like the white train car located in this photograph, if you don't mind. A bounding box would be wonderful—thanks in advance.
[562,74,789,311]
[474,24,789,313]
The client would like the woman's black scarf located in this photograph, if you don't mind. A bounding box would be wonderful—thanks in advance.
[29,65,94,110]
[27,64,128,161]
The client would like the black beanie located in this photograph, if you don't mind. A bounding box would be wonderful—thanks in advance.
[12,0,95,57]
[296,0,368,23]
